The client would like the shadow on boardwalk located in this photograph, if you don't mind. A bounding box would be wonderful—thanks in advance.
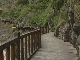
[31,32,78,60]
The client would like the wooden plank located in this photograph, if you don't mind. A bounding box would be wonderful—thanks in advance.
[11,44,15,60]
[36,33,38,48]
[28,35,30,56]
[35,32,37,49]
[37,32,39,48]
[16,40,20,60]
[42,27,44,34]
[0,51,4,60]
[40,27,42,34]
[0,29,42,60]
[46,26,47,33]
[21,38,24,60]
[31,34,33,54]
[16,32,20,60]
[6,46,10,60]
[44,26,46,33]
[47,26,49,33]
[39,31,41,48]
[33,33,36,51]
[25,36,27,59]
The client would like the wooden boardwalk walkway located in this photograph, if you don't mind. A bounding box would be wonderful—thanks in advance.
[31,32,78,60]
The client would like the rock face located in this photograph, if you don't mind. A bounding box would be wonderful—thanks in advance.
[73,22,80,36]
[54,22,71,42]
[54,21,80,58]
[63,23,71,42]
[77,35,80,45]
[54,25,60,37]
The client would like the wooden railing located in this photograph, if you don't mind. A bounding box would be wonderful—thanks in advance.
[0,26,49,60]
[40,26,49,34]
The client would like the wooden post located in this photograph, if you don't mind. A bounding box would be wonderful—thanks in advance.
[45,26,47,33]
[21,38,24,60]
[35,32,37,49]
[33,33,35,51]
[6,46,10,60]
[43,26,44,34]
[44,26,45,34]
[37,32,39,48]
[46,26,47,33]
[25,36,27,59]
[48,25,49,33]
[0,51,4,60]
[36,32,38,49]
[39,30,41,48]
[16,32,20,60]
[42,27,44,34]
[11,44,15,60]
[28,35,30,56]
[31,34,33,54]
[40,27,42,34]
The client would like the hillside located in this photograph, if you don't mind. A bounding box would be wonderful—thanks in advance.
[0,0,64,28]
[0,0,80,42]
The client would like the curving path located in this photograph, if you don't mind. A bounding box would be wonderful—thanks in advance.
[31,32,78,60]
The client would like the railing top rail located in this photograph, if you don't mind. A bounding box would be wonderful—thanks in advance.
[0,25,49,60]
[0,29,40,52]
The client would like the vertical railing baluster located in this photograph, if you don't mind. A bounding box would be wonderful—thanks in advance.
[48,25,49,33]
[25,36,27,59]
[43,26,44,33]
[39,30,41,48]
[45,26,47,33]
[21,38,24,60]
[35,32,37,49]
[0,28,42,60]
[38,32,39,48]
[31,33,33,54]
[40,27,42,34]
[44,26,46,34]
[42,27,44,34]
[46,25,48,33]
[16,40,20,60]
[11,44,15,60]
[0,51,4,60]
[36,32,38,49]
[6,46,10,60]
[33,33,35,51]
[28,35,30,56]
[16,32,20,60]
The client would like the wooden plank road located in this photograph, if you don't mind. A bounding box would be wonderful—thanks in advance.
[0,26,49,60]
[31,32,78,60]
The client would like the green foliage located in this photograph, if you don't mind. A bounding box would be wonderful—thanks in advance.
[74,5,80,22]
[30,1,49,10]
[59,5,68,20]
[29,9,48,26]
[0,5,32,22]
[0,10,10,18]
[50,0,64,10]
[16,5,31,22]
[17,0,29,5]
[0,0,66,31]
[0,12,7,17]
[50,5,67,31]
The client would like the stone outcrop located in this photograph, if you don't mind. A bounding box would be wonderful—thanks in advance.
[54,21,80,58]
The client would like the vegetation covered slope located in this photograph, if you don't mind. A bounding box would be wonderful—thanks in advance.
[0,0,63,28]
[0,0,80,31]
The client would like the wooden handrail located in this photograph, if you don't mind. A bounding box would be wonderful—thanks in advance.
[40,25,49,34]
[0,25,49,60]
